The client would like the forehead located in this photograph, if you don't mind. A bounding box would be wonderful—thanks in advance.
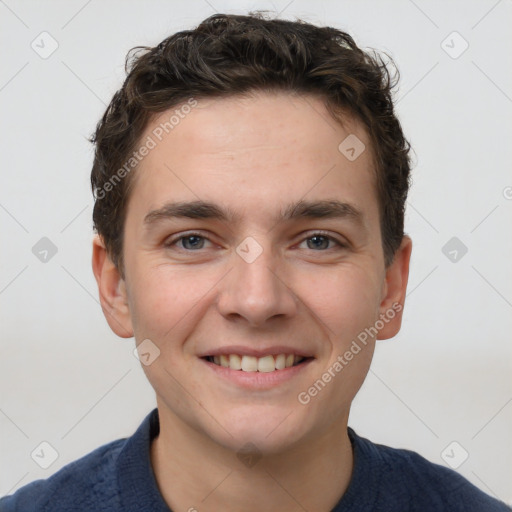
[126,91,379,232]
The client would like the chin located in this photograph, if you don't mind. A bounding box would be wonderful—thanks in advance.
[209,404,312,455]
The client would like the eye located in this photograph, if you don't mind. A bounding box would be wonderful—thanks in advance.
[298,233,345,251]
[165,233,212,251]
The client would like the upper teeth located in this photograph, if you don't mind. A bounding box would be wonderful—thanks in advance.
[211,354,303,372]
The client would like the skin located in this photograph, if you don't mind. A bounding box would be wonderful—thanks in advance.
[92,91,412,512]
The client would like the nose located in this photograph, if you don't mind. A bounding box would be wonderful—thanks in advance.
[216,243,298,327]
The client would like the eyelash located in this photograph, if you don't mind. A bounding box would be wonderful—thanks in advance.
[164,231,346,251]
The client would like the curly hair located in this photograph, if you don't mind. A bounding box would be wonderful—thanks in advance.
[90,12,411,278]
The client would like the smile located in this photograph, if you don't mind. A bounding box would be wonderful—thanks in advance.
[205,354,307,372]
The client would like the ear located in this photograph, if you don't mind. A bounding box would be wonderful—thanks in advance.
[377,236,412,340]
[91,234,134,338]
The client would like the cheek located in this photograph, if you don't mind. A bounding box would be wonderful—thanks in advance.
[128,263,210,341]
[292,264,382,340]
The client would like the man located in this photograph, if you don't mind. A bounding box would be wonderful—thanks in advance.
[1,12,509,512]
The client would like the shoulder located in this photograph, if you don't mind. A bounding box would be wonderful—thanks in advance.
[347,428,511,511]
[0,438,126,512]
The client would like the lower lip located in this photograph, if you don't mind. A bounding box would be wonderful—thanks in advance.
[202,358,314,389]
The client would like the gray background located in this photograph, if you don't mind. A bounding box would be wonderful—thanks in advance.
[1,0,511,504]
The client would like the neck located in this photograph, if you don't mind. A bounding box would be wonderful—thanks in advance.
[150,404,354,512]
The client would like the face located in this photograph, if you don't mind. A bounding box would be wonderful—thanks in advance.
[93,91,411,454]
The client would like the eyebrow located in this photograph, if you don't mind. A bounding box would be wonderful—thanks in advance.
[143,199,364,228]
[282,199,363,223]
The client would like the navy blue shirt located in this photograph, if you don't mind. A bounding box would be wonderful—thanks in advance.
[1,408,509,511]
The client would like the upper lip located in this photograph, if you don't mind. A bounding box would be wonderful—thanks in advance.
[198,345,314,358]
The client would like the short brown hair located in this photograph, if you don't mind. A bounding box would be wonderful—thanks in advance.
[90,12,411,278]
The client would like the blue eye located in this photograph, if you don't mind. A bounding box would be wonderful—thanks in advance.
[180,235,206,250]
[166,233,211,250]
[306,235,330,250]
[165,232,345,253]
[300,234,343,251]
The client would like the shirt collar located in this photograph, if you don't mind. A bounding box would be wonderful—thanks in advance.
[114,408,376,511]
[116,407,171,511]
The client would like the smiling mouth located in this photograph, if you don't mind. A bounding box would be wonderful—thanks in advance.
[204,354,311,372]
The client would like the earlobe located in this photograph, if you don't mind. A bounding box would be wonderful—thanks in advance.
[377,236,412,340]
[91,235,134,338]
